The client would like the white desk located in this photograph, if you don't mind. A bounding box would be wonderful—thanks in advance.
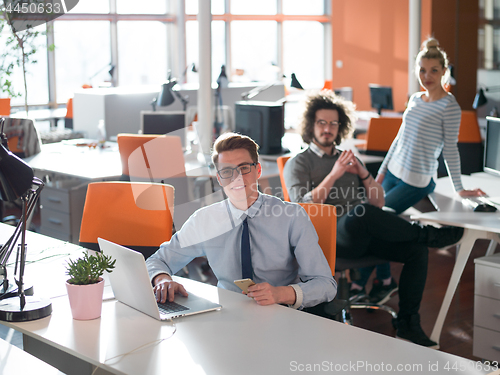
[0,336,65,375]
[0,225,494,375]
[412,173,500,347]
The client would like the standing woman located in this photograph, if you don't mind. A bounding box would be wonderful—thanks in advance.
[376,38,484,214]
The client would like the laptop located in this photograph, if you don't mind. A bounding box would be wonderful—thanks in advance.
[97,238,222,320]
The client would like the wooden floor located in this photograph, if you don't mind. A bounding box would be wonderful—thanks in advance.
[2,199,497,361]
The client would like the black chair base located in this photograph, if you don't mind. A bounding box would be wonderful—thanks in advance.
[336,256,397,326]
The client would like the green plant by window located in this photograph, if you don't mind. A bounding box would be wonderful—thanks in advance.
[65,252,116,285]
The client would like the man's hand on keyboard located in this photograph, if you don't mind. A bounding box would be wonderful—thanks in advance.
[153,274,188,303]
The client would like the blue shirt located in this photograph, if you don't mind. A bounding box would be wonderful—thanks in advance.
[146,193,337,309]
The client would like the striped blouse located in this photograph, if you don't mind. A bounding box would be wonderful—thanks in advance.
[378,91,463,192]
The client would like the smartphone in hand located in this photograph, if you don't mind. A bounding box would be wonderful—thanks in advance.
[234,278,255,294]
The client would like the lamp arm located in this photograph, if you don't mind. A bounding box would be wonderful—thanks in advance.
[241,82,276,100]
[0,177,43,308]
[485,86,500,93]
[172,90,189,111]
[0,177,43,267]
[16,177,43,310]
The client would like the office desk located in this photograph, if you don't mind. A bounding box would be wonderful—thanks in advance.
[412,173,500,347]
[0,337,65,375]
[0,225,493,375]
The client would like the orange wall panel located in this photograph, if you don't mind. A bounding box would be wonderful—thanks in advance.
[331,0,409,112]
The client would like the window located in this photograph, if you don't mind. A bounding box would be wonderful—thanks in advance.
[185,20,226,84]
[0,26,48,106]
[117,0,167,14]
[117,21,168,86]
[283,21,324,89]
[479,0,500,69]
[185,0,225,15]
[230,0,277,15]
[231,21,278,82]
[283,0,325,15]
[71,0,109,14]
[0,1,331,107]
[54,21,111,102]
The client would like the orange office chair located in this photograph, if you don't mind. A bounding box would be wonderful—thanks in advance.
[359,117,402,155]
[276,156,291,202]
[65,98,73,129]
[79,181,174,259]
[438,110,483,176]
[458,110,482,143]
[117,133,200,230]
[299,202,396,325]
[298,202,346,319]
[322,80,333,91]
[278,160,397,325]
[0,98,11,116]
[298,203,336,275]
[117,134,186,180]
[458,110,483,175]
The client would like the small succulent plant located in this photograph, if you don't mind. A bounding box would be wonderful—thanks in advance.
[65,252,115,285]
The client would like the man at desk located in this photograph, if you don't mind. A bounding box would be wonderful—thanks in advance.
[147,132,337,310]
[283,90,464,347]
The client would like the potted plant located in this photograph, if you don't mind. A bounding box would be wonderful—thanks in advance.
[65,251,116,320]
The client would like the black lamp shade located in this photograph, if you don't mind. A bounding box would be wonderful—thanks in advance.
[157,81,177,107]
[473,88,487,109]
[0,144,34,202]
[290,73,304,90]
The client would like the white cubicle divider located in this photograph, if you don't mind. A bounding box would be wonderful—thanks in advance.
[73,83,285,141]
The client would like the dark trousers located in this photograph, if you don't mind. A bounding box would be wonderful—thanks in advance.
[336,203,428,320]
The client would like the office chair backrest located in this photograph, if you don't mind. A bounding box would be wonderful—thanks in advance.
[323,80,333,90]
[3,118,41,158]
[65,98,74,129]
[364,117,402,153]
[117,133,186,180]
[79,181,174,259]
[66,98,73,119]
[458,110,481,143]
[276,156,291,202]
[0,98,11,116]
[298,203,337,275]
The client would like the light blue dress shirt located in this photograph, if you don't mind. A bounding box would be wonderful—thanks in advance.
[146,193,337,309]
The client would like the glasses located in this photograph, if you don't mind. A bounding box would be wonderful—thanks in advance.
[315,119,340,128]
[217,163,258,179]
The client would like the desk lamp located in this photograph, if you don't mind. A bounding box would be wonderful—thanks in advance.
[290,73,304,90]
[0,119,52,322]
[473,86,500,109]
[151,74,189,111]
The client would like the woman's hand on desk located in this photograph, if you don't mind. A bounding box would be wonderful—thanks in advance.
[153,274,188,303]
[458,188,487,197]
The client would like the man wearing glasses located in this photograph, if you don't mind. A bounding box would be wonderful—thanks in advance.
[283,90,463,347]
[147,132,337,311]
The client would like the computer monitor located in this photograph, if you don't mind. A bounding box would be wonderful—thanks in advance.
[484,116,500,177]
[140,111,186,148]
[369,84,393,115]
[234,101,285,155]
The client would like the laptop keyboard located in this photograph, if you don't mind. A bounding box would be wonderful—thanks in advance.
[157,301,190,315]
